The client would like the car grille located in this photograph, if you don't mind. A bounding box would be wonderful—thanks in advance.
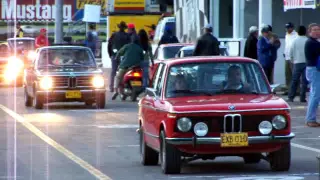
[176,115,274,133]
[52,76,93,88]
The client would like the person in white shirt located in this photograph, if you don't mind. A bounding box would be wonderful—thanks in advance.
[288,26,308,102]
[284,22,298,94]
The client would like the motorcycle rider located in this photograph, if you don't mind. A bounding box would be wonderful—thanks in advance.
[107,21,130,92]
[158,26,179,46]
[112,35,144,100]
[127,23,138,38]
[35,28,49,48]
[193,24,220,56]
[15,22,24,38]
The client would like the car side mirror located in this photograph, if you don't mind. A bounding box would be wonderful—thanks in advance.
[146,87,157,97]
[270,84,280,94]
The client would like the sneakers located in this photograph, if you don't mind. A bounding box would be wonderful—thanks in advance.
[112,92,118,100]
[306,122,320,127]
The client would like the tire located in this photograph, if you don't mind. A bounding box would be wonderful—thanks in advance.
[269,144,291,171]
[96,93,105,109]
[139,127,159,165]
[160,130,181,174]
[33,93,43,109]
[24,88,33,107]
[243,154,261,164]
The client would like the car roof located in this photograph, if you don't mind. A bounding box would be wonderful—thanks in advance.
[7,37,35,41]
[180,44,228,51]
[164,56,258,66]
[160,43,193,48]
[38,46,91,51]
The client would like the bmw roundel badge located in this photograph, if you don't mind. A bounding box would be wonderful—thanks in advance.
[228,105,236,110]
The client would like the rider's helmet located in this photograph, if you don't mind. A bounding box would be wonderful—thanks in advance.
[127,23,135,29]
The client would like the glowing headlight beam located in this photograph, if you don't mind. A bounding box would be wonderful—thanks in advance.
[39,76,53,90]
[92,76,105,88]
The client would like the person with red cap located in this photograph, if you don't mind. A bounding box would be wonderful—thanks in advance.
[127,23,137,38]
[35,28,49,48]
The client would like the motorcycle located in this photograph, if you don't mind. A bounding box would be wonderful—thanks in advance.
[119,66,143,102]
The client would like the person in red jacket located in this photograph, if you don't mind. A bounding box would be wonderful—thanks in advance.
[35,28,49,48]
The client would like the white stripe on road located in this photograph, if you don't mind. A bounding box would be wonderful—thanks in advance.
[291,143,320,154]
[106,145,139,148]
[68,109,114,112]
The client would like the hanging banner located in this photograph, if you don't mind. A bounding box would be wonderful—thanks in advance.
[113,0,145,12]
[283,0,317,11]
[75,0,107,21]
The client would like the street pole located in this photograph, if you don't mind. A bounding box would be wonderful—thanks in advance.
[55,0,63,44]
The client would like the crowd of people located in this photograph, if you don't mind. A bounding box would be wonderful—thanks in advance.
[244,22,320,127]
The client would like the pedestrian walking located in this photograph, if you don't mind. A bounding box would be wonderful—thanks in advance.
[35,28,49,48]
[284,22,298,94]
[267,25,281,84]
[138,29,154,90]
[305,23,320,127]
[85,23,98,56]
[107,21,130,92]
[288,26,308,103]
[193,24,220,56]
[244,26,258,59]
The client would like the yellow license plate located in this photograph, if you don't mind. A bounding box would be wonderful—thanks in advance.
[220,133,248,147]
[130,81,142,86]
[65,91,82,99]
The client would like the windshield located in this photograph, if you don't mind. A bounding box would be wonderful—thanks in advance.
[8,39,35,51]
[162,46,184,59]
[38,48,96,67]
[165,62,270,98]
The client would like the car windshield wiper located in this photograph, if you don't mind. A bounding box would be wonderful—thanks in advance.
[170,90,213,96]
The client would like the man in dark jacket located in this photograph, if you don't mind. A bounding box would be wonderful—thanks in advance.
[112,35,144,100]
[244,26,258,59]
[158,26,179,46]
[193,24,220,56]
[305,23,320,127]
[107,21,130,92]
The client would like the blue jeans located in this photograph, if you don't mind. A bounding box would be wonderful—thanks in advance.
[305,67,320,122]
[140,61,149,89]
[288,63,308,101]
[109,57,119,91]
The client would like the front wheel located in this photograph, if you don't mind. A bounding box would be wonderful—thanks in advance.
[24,88,33,107]
[33,93,44,109]
[160,130,181,174]
[269,144,291,171]
[96,93,105,109]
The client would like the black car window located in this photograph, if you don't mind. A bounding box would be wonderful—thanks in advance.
[155,65,166,96]
[165,22,176,35]
[162,46,183,59]
[8,40,35,51]
[38,48,96,67]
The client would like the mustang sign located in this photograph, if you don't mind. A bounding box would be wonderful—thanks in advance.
[1,0,73,21]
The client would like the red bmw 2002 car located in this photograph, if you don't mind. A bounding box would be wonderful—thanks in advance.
[138,56,294,174]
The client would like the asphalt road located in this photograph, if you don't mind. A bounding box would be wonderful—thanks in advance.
[0,80,320,179]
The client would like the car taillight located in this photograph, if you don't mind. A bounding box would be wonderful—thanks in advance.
[133,72,141,77]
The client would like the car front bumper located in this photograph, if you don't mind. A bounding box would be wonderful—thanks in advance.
[36,89,106,102]
[165,133,295,145]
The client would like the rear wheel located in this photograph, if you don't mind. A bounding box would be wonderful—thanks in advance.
[120,94,127,101]
[139,127,159,165]
[130,92,138,102]
[96,93,105,109]
[269,144,291,171]
[160,130,181,174]
[24,88,33,107]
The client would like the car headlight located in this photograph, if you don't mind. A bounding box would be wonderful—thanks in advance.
[258,121,272,135]
[92,76,105,88]
[27,51,37,60]
[194,122,208,137]
[4,57,24,83]
[177,117,192,132]
[272,115,287,130]
[39,76,53,90]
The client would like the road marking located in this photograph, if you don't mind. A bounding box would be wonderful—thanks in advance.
[68,109,114,112]
[0,104,112,180]
[97,124,139,128]
[169,173,318,179]
[291,143,320,154]
[106,145,139,148]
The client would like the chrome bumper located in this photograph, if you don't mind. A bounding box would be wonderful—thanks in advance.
[37,89,106,93]
[165,133,295,145]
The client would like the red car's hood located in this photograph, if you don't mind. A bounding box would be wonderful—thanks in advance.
[166,95,290,113]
